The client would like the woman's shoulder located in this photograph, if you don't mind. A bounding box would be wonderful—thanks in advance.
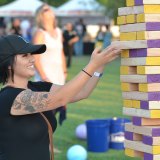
[0,87,25,109]
[33,28,46,37]
[32,28,46,42]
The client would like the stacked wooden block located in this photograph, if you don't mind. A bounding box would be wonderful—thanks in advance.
[114,0,160,159]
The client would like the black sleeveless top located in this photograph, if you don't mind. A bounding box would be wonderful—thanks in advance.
[0,81,57,160]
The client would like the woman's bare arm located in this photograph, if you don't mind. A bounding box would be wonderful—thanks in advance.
[10,45,121,115]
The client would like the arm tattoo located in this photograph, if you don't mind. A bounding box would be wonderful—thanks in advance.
[12,89,49,114]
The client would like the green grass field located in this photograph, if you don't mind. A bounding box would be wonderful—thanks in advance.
[54,56,140,160]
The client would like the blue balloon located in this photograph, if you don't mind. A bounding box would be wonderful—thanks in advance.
[67,145,87,160]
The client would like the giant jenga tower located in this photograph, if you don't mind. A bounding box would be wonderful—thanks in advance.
[113,0,160,159]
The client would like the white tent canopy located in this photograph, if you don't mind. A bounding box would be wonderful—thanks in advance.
[0,0,50,17]
[56,0,105,16]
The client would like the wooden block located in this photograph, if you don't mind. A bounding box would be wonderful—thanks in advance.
[125,131,134,140]
[143,135,160,146]
[111,40,147,49]
[126,0,134,6]
[139,83,160,92]
[135,0,160,5]
[117,16,126,25]
[137,31,160,40]
[120,32,136,41]
[123,100,140,108]
[125,123,160,137]
[137,66,160,75]
[137,14,160,23]
[126,123,160,136]
[129,48,160,58]
[130,48,160,57]
[120,22,160,33]
[141,101,160,110]
[123,91,160,101]
[132,100,141,108]
[124,139,160,154]
[144,153,160,160]
[126,14,136,24]
[121,50,129,58]
[125,148,143,158]
[119,5,160,16]
[132,116,160,126]
[120,66,137,75]
[125,131,142,141]
[118,6,143,16]
[123,99,132,108]
[121,83,138,91]
[143,5,160,14]
[120,23,160,32]
[123,107,160,118]
[121,57,160,66]
[112,40,160,49]
[120,75,160,83]
[121,48,160,58]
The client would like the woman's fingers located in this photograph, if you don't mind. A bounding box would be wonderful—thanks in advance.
[92,47,101,54]
[102,45,121,56]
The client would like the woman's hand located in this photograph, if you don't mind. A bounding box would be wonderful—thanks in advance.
[89,45,122,69]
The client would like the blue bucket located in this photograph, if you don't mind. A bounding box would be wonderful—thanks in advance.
[110,117,130,150]
[86,119,110,152]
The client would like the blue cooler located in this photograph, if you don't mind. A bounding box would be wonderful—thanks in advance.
[110,117,130,150]
[86,119,110,152]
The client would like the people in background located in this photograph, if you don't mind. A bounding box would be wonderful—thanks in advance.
[20,19,32,42]
[95,24,106,49]
[9,18,22,36]
[63,22,79,68]
[0,18,6,36]
[74,18,86,56]
[103,24,112,49]
[33,3,67,126]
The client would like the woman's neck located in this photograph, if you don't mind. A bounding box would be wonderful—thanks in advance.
[6,78,28,89]
[43,24,57,37]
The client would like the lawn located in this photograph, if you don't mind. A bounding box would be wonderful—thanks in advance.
[54,55,140,160]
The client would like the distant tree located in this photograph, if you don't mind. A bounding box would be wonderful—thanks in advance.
[97,0,125,24]
[0,0,13,6]
[0,0,68,7]
[39,0,68,7]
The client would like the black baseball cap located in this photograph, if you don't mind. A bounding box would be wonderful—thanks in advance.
[0,34,46,65]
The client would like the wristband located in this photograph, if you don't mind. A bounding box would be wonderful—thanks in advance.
[82,69,92,77]
[93,72,103,78]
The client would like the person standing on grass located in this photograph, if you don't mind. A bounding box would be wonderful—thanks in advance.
[74,18,86,56]
[63,22,79,68]
[33,3,67,127]
[0,34,121,160]
[33,3,67,84]
[103,24,112,49]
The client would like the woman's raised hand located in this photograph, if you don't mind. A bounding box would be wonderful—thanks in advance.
[89,45,122,69]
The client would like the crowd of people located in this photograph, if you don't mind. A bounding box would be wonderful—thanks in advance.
[0,10,112,68]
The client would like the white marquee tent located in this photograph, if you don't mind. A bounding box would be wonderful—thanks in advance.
[55,0,108,25]
[56,0,105,16]
[0,0,53,17]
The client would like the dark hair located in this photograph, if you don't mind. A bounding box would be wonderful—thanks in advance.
[0,55,16,85]
[105,24,110,30]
